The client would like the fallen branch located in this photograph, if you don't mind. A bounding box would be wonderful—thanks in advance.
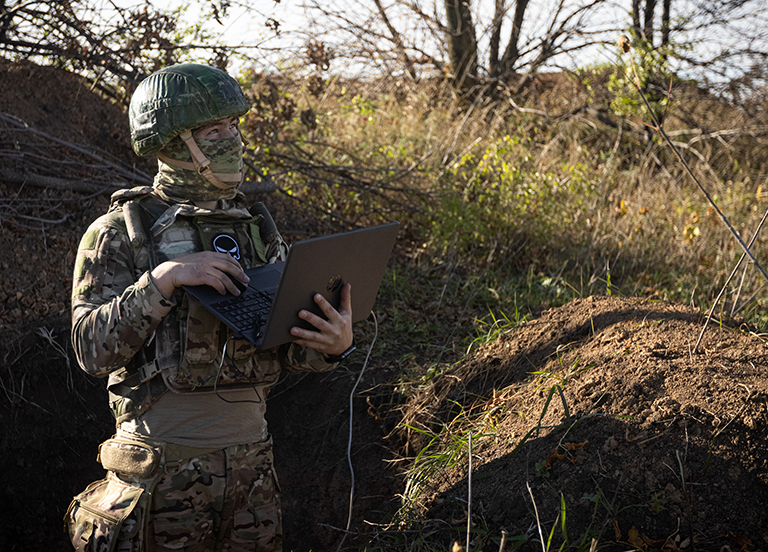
[0,111,153,184]
[0,167,129,195]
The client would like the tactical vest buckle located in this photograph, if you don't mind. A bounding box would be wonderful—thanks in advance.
[138,358,162,383]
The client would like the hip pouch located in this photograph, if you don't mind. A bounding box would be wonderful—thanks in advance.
[98,437,160,479]
[64,473,146,552]
[64,437,161,551]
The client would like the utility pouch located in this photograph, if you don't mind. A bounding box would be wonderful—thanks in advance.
[98,437,160,479]
[64,473,145,552]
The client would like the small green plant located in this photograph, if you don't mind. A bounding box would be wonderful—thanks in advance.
[648,492,667,514]
[535,459,551,479]
[466,305,527,354]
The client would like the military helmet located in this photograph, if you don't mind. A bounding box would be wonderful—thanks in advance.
[129,63,251,156]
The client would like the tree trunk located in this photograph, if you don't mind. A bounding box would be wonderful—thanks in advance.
[643,0,657,43]
[632,0,641,40]
[444,0,478,90]
[489,0,505,76]
[0,0,10,43]
[661,0,671,55]
[498,0,530,77]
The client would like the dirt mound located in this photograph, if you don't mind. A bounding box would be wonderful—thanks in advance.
[0,59,138,164]
[405,296,768,551]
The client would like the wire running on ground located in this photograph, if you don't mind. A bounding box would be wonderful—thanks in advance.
[335,311,378,552]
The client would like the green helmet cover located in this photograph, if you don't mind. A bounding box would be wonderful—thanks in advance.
[129,63,250,156]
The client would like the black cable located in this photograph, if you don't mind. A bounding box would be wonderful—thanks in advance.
[213,334,264,405]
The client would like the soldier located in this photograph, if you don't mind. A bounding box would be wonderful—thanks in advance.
[64,64,355,552]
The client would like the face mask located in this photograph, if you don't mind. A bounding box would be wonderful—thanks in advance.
[154,134,244,203]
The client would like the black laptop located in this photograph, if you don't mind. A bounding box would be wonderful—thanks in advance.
[183,222,399,349]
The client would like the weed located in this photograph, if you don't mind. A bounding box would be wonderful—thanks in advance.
[648,492,667,514]
[535,459,551,479]
[466,304,527,355]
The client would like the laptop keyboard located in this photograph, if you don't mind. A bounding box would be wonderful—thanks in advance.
[213,289,274,333]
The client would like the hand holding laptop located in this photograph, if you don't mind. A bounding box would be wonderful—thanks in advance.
[291,282,354,357]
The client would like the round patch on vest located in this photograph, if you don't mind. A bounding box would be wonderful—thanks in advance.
[213,234,241,260]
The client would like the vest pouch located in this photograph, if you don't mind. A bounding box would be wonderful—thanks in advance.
[218,332,283,388]
[182,298,223,363]
[172,299,278,391]
[64,474,145,552]
[166,297,222,390]
[193,214,267,268]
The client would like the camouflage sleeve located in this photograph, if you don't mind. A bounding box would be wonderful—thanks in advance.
[71,216,176,377]
[279,343,338,374]
[265,232,288,264]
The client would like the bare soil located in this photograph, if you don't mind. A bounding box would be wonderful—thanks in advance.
[403,297,768,551]
[2,61,767,552]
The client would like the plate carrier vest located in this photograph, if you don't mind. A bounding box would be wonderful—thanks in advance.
[103,186,288,424]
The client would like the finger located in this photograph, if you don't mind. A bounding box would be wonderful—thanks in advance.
[312,293,337,317]
[338,283,352,316]
[213,268,245,295]
[192,264,242,296]
[209,252,249,281]
[297,308,334,333]
[198,272,228,295]
[290,326,331,350]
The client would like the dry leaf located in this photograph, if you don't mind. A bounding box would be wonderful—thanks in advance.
[725,533,753,550]
[619,35,631,53]
[643,534,668,547]
[613,518,622,540]
[542,448,568,471]
[629,526,647,550]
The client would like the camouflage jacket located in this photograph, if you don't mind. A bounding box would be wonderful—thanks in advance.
[71,186,335,424]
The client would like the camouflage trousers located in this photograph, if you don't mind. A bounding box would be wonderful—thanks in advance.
[66,438,282,552]
[150,439,282,551]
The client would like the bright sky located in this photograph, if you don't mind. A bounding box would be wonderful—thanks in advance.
[108,0,767,82]
[175,0,630,75]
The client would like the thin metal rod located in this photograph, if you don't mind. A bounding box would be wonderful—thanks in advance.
[466,431,473,552]
[694,205,768,352]
[731,260,750,317]
[626,62,768,287]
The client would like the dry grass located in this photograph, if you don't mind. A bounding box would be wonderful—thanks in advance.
[254,70,768,329]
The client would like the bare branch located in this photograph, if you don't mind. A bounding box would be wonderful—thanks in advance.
[373,0,418,80]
